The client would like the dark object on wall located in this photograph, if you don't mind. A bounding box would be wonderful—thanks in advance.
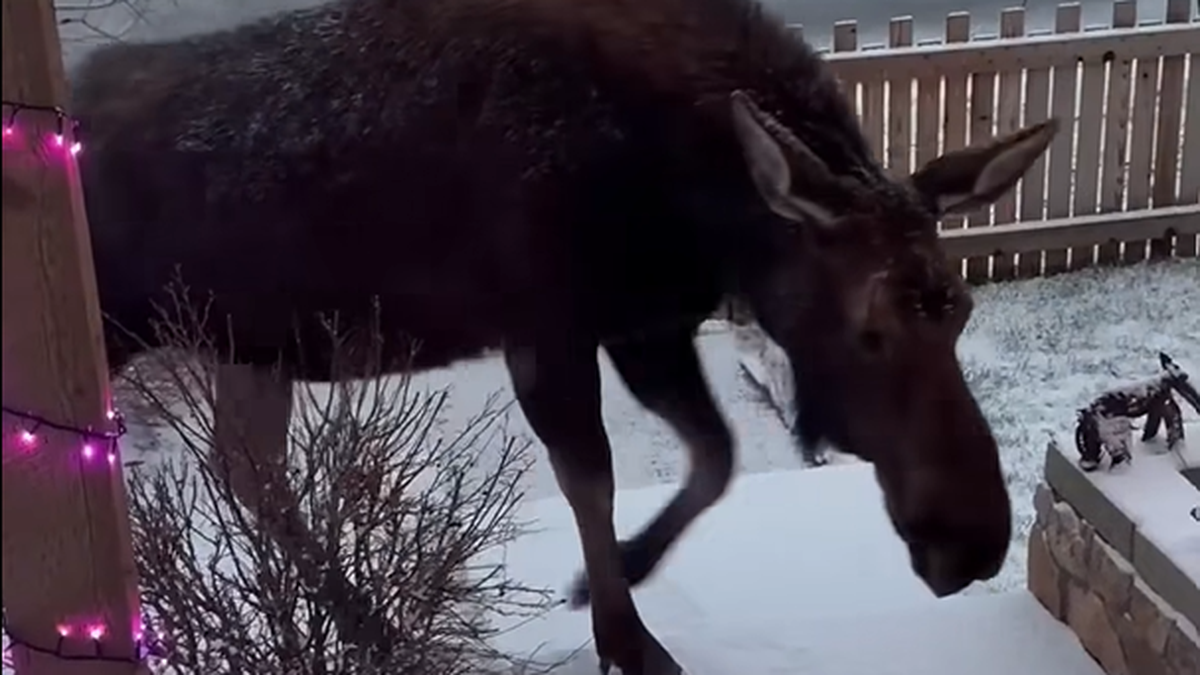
[1075,352,1200,472]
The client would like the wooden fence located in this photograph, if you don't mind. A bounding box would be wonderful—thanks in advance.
[802,0,1200,283]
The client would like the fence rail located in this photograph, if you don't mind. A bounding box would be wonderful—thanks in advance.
[795,0,1200,283]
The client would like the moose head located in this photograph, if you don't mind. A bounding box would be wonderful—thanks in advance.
[730,90,1058,596]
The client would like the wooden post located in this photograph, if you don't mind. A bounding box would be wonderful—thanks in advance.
[2,1,143,673]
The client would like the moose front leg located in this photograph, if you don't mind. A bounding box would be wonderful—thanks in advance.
[1096,414,1134,467]
[1162,395,1185,451]
[213,363,298,531]
[505,339,682,675]
[567,328,735,608]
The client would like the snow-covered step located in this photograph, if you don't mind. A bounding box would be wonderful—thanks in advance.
[491,465,1104,674]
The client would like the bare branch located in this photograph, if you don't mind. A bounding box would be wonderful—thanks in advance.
[56,0,175,45]
[100,277,560,675]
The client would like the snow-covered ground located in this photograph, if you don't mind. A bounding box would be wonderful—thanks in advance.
[490,466,1106,675]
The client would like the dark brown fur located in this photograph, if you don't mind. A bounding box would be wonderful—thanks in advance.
[72,0,1057,671]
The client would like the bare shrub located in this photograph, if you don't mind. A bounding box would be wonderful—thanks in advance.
[116,282,555,674]
[56,0,170,44]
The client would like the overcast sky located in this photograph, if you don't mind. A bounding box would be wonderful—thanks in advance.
[58,0,1182,69]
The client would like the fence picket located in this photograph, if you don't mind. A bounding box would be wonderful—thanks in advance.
[1123,24,1159,263]
[941,12,972,278]
[1149,0,1191,259]
[914,45,942,170]
[1042,3,1081,276]
[1069,30,1109,270]
[1096,0,1137,265]
[860,25,886,161]
[833,20,859,175]
[966,13,997,283]
[886,17,914,179]
[1016,10,1052,279]
[990,9,1025,280]
[1178,53,1200,257]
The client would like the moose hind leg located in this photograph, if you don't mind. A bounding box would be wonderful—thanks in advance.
[504,340,681,675]
[1142,404,1163,441]
[569,327,735,608]
[1162,396,1185,451]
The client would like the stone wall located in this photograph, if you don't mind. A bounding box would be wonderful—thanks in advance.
[1028,482,1200,675]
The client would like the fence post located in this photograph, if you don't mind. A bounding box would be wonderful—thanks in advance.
[1,1,143,673]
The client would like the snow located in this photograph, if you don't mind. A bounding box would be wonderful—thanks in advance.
[739,258,1200,593]
[487,466,1105,675]
[1054,418,1200,585]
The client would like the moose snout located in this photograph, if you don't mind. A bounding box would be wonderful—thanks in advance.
[910,535,1007,597]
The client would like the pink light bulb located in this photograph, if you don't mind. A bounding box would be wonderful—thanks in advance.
[82,443,95,459]
[2,126,12,137]
[106,409,116,420]
[88,625,105,640]
[19,430,36,446]
[53,133,64,146]
[106,451,116,465]
[56,624,71,637]
[69,141,82,155]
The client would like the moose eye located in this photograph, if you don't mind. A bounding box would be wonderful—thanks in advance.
[859,329,886,355]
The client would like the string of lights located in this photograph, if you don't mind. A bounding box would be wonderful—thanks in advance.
[2,91,154,666]
[2,99,83,154]
[1,404,152,665]
[3,622,152,665]
[2,404,126,465]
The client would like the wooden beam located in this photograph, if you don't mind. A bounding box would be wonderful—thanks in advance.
[938,205,1200,259]
[1,1,142,673]
[827,22,1199,81]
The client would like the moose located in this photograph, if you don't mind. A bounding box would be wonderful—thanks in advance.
[67,0,1058,672]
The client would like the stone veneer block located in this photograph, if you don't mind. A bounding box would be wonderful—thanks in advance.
[1029,488,1200,675]
[1044,443,1135,560]
[1132,529,1200,632]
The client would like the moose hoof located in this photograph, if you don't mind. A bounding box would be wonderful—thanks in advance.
[568,572,591,609]
[803,451,830,468]
[568,544,654,609]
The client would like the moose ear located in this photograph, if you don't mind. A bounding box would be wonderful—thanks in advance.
[729,90,841,228]
[909,119,1060,215]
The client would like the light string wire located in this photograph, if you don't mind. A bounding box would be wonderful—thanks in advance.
[1,404,147,664]
[2,99,82,154]
[3,617,152,665]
